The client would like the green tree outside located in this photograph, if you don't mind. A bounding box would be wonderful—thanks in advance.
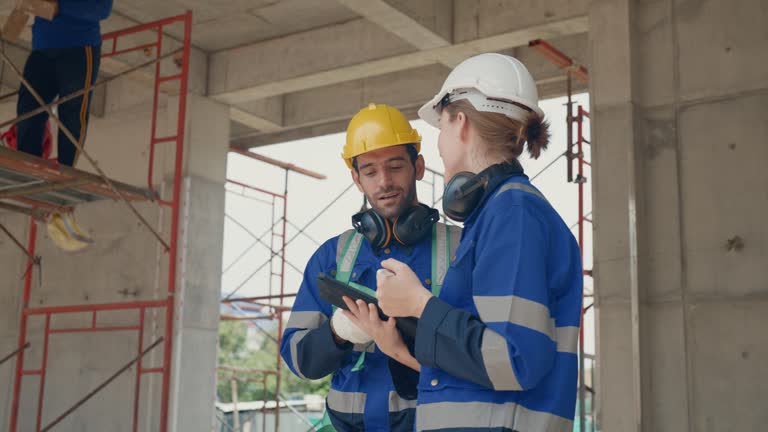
[217,320,331,402]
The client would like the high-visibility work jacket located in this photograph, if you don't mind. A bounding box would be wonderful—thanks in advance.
[281,222,460,432]
[412,176,583,432]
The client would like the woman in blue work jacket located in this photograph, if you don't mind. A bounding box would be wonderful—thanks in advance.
[343,53,583,432]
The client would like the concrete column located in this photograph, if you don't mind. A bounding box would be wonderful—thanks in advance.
[589,1,646,430]
[165,93,228,432]
[590,0,768,431]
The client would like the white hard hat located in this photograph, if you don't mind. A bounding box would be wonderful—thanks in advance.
[418,53,543,128]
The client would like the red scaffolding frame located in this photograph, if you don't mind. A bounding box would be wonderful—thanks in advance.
[5,12,192,432]
[574,104,594,432]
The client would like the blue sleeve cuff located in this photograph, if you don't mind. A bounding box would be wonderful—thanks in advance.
[295,320,352,379]
[414,296,454,367]
[310,319,352,354]
[325,318,353,350]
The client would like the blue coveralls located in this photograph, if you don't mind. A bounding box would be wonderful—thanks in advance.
[413,175,583,431]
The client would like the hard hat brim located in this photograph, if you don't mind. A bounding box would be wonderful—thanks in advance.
[418,94,442,129]
[419,87,545,130]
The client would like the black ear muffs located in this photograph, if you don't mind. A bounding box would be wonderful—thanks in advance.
[392,204,439,246]
[352,204,438,249]
[352,210,391,249]
[442,161,525,222]
[442,172,487,222]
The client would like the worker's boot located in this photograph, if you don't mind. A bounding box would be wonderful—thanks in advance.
[46,211,93,252]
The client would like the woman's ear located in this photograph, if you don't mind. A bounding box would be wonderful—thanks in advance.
[456,111,470,144]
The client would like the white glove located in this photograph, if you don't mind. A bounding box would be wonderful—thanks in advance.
[331,308,373,344]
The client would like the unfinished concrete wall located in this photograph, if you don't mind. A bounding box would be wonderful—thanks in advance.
[589,0,768,431]
[0,82,227,430]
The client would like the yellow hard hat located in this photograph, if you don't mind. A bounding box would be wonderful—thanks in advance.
[342,103,421,169]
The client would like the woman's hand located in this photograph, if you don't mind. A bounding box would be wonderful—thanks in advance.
[376,259,432,318]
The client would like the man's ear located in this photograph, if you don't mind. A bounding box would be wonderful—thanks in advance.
[415,154,425,181]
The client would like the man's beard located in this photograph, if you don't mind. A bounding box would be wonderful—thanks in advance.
[367,183,417,221]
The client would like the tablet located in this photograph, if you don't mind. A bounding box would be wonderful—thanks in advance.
[317,272,417,339]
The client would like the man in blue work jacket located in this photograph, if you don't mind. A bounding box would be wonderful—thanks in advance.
[280,103,460,432]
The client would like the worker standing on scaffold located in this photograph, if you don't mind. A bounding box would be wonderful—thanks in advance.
[15,0,113,250]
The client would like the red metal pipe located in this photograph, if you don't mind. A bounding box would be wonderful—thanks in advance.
[48,326,141,334]
[262,376,268,432]
[10,218,36,432]
[133,308,145,432]
[35,314,51,432]
[229,147,327,180]
[218,365,278,375]
[221,293,298,303]
[152,136,179,145]
[229,303,266,311]
[147,27,163,190]
[275,169,290,432]
[101,15,186,41]
[107,42,160,58]
[529,39,572,68]
[576,104,590,432]
[24,299,167,316]
[221,315,275,321]
[233,302,290,313]
[227,179,285,198]
[566,73,574,182]
[141,367,164,374]
[571,66,589,84]
[528,39,589,84]
[578,106,585,260]
[12,196,72,213]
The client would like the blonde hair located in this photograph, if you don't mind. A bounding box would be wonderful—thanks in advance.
[444,100,550,160]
